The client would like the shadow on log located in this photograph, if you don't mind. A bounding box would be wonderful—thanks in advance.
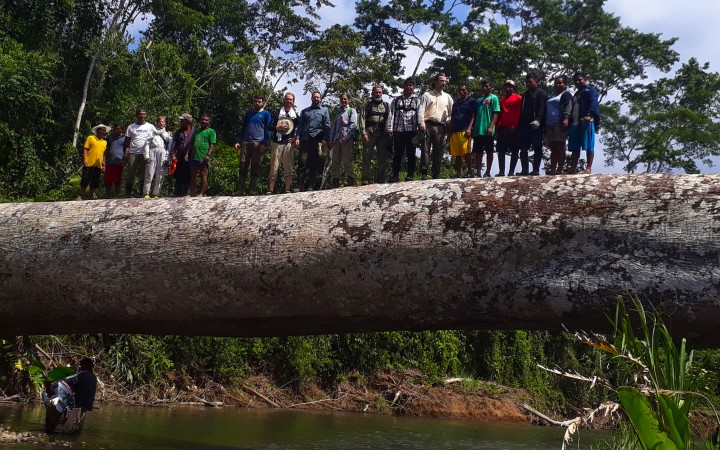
[1,174,719,341]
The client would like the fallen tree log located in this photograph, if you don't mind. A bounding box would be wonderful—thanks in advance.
[1,174,719,341]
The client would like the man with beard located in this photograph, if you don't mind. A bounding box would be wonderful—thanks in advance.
[295,91,330,192]
[268,92,298,194]
[235,96,272,195]
[419,72,453,179]
[359,85,390,184]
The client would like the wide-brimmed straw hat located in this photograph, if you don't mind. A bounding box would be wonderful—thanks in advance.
[91,124,110,133]
[276,117,294,135]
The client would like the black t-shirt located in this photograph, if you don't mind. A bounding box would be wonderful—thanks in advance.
[71,370,97,411]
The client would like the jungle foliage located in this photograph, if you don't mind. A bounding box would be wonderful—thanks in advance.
[0,0,719,201]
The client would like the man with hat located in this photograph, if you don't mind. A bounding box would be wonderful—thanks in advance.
[169,113,195,197]
[419,72,453,180]
[80,124,109,200]
[496,79,523,177]
[387,77,423,182]
[268,92,298,194]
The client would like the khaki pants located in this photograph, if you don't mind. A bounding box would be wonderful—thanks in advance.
[269,142,294,181]
[330,140,354,179]
[420,122,446,178]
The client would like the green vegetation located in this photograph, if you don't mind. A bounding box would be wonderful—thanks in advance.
[0,0,719,202]
[0,329,616,415]
[544,296,720,449]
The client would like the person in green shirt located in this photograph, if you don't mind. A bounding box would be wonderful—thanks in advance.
[189,114,216,196]
[472,80,500,178]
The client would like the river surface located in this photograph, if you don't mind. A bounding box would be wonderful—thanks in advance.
[0,403,611,449]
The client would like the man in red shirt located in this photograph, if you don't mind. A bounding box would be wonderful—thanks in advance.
[495,80,523,176]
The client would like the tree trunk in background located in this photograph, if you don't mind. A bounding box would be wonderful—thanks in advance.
[0,175,719,341]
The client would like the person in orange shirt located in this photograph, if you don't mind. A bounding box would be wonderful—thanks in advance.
[80,124,109,200]
[495,80,523,177]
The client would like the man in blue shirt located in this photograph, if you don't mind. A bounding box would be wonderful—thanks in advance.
[568,73,600,174]
[295,91,330,192]
[235,95,273,195]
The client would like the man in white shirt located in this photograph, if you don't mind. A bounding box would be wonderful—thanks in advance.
[123,109,155,197]
[419,72,453,179]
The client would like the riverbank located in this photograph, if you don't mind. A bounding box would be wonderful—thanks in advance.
[3,371,533,424]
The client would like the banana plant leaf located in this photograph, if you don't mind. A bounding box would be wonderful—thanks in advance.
[45,366,75,382]
[617,386,678,450]
[658,394,690,450]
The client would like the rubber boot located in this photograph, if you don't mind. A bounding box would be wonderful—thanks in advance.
[346,177,355,187]
[235,175,246,196]
[331,178,340,188]
[248,176,258,195]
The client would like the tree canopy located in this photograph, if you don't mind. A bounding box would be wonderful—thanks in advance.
[0,0,717,200]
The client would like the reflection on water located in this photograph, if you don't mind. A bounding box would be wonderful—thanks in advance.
[0,403,610,449]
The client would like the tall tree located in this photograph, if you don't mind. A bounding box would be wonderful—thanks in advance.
[354,0,463,80]
[485,0,678,98]
[297,25,393,104]
[602,59,720,173]
[72,0,149,147]
[247,0,334,89]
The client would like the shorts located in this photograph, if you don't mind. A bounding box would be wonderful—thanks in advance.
[80,166,102,189]
[448,131,471,157]
[190,159,209,168]
[472,135,494,154]
[568,121,595,153]
[543,125,569,145]
[104,164,123,186]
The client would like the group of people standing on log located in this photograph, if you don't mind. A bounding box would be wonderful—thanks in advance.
[78,72,600,199]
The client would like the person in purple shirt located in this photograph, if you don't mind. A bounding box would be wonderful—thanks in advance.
[234,95,273,195]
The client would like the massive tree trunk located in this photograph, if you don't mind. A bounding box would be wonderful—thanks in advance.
[1,174,719,341]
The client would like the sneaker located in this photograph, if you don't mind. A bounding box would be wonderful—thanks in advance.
[454,171,461,179]
[151,195,159,198]
[388,176,399,183]
[515,172,529,176]
[495,173,505,177]
[266,191,272,195]
[420,175,428,181]
[144,195,151,199]
[405,176,414,182]
[529,171,540,176]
